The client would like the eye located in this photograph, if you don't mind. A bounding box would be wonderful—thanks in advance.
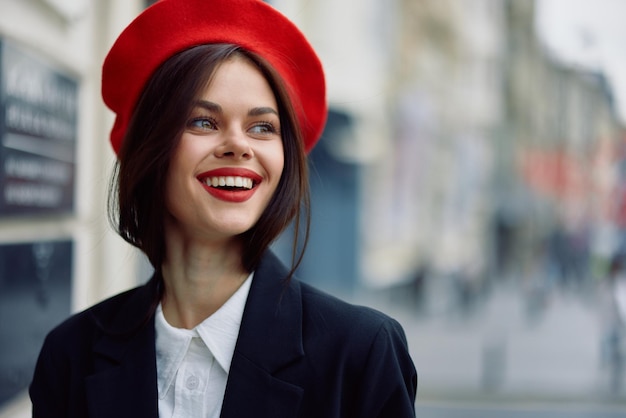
[187,117,218,131]
[249,121,280,136]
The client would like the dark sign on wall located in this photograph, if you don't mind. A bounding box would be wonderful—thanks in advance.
[0,39,78,216]
[0,240,72,406]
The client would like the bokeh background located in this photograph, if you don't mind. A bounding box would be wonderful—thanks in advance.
[278,1,626,415]
[1,0,626,416]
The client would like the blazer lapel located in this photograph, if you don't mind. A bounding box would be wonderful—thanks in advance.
[85,278,160,418]
[221,252,305,417]
[82,253,304,418]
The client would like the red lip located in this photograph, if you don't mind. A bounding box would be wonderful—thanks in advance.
[197,167,263,203]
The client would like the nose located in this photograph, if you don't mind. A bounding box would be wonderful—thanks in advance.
[214,129,253,160]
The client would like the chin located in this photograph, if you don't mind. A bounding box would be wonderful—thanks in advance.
[216,221,258,237]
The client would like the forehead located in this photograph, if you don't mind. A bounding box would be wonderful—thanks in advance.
[199,56,276,102]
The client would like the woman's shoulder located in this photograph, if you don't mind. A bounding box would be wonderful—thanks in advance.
[43,281,154,349]
[297,280,408,344]
[294,279,417,407]
[258,252,406,338]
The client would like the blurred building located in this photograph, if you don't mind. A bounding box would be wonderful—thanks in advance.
[272,0,624,300]
[273,0,507,294]
[497,0,624,288]
[0,1,148,415]
[270,0,400,292]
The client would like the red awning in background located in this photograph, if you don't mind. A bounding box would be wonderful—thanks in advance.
[518,149,587,199]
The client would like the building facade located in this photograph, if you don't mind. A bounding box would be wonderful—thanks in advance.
[0,1,147,415]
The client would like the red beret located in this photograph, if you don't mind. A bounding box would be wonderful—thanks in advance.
[102,0,327,155]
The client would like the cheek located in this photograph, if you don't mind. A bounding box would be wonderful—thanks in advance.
[164,152,192,209]
[167,139,201,186]
[272,143,286,180]
[276,155,285,180]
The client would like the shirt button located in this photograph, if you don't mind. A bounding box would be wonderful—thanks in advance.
[186,375,199,390]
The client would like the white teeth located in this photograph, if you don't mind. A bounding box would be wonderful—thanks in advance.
[205,176,254,189]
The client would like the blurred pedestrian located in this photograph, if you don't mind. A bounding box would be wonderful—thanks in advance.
[28,0,417,417]
[600,254,626,393]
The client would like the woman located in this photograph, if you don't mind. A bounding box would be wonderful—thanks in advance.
[29,0,417,417]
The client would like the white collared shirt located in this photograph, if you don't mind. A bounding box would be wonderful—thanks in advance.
[155,274,252,418]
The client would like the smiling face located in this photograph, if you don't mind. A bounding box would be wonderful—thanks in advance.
[164,56,285,243]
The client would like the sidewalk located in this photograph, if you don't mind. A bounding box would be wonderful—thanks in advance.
[357,278,626,404]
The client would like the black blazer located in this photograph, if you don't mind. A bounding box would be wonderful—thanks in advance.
[30,252,417,417]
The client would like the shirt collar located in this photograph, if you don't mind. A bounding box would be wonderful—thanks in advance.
[195,272,252,372]
[154,272,253,399]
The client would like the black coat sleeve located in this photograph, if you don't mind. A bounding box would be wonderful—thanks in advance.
[30,327,75,417]
[356,318,417,418]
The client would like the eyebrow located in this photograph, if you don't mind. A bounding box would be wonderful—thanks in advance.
[248,106,279,117]
[194,100,222,113]
[193,100,278,117]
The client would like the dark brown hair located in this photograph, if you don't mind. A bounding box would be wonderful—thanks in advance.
[108,44,310,279]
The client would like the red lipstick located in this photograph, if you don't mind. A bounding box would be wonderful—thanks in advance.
[197,168,263,203]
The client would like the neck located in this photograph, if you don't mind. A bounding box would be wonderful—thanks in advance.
[160,231,249,329]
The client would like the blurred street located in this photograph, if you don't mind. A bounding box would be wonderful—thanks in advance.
[355,275,626,417]
[414,401,626,418]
